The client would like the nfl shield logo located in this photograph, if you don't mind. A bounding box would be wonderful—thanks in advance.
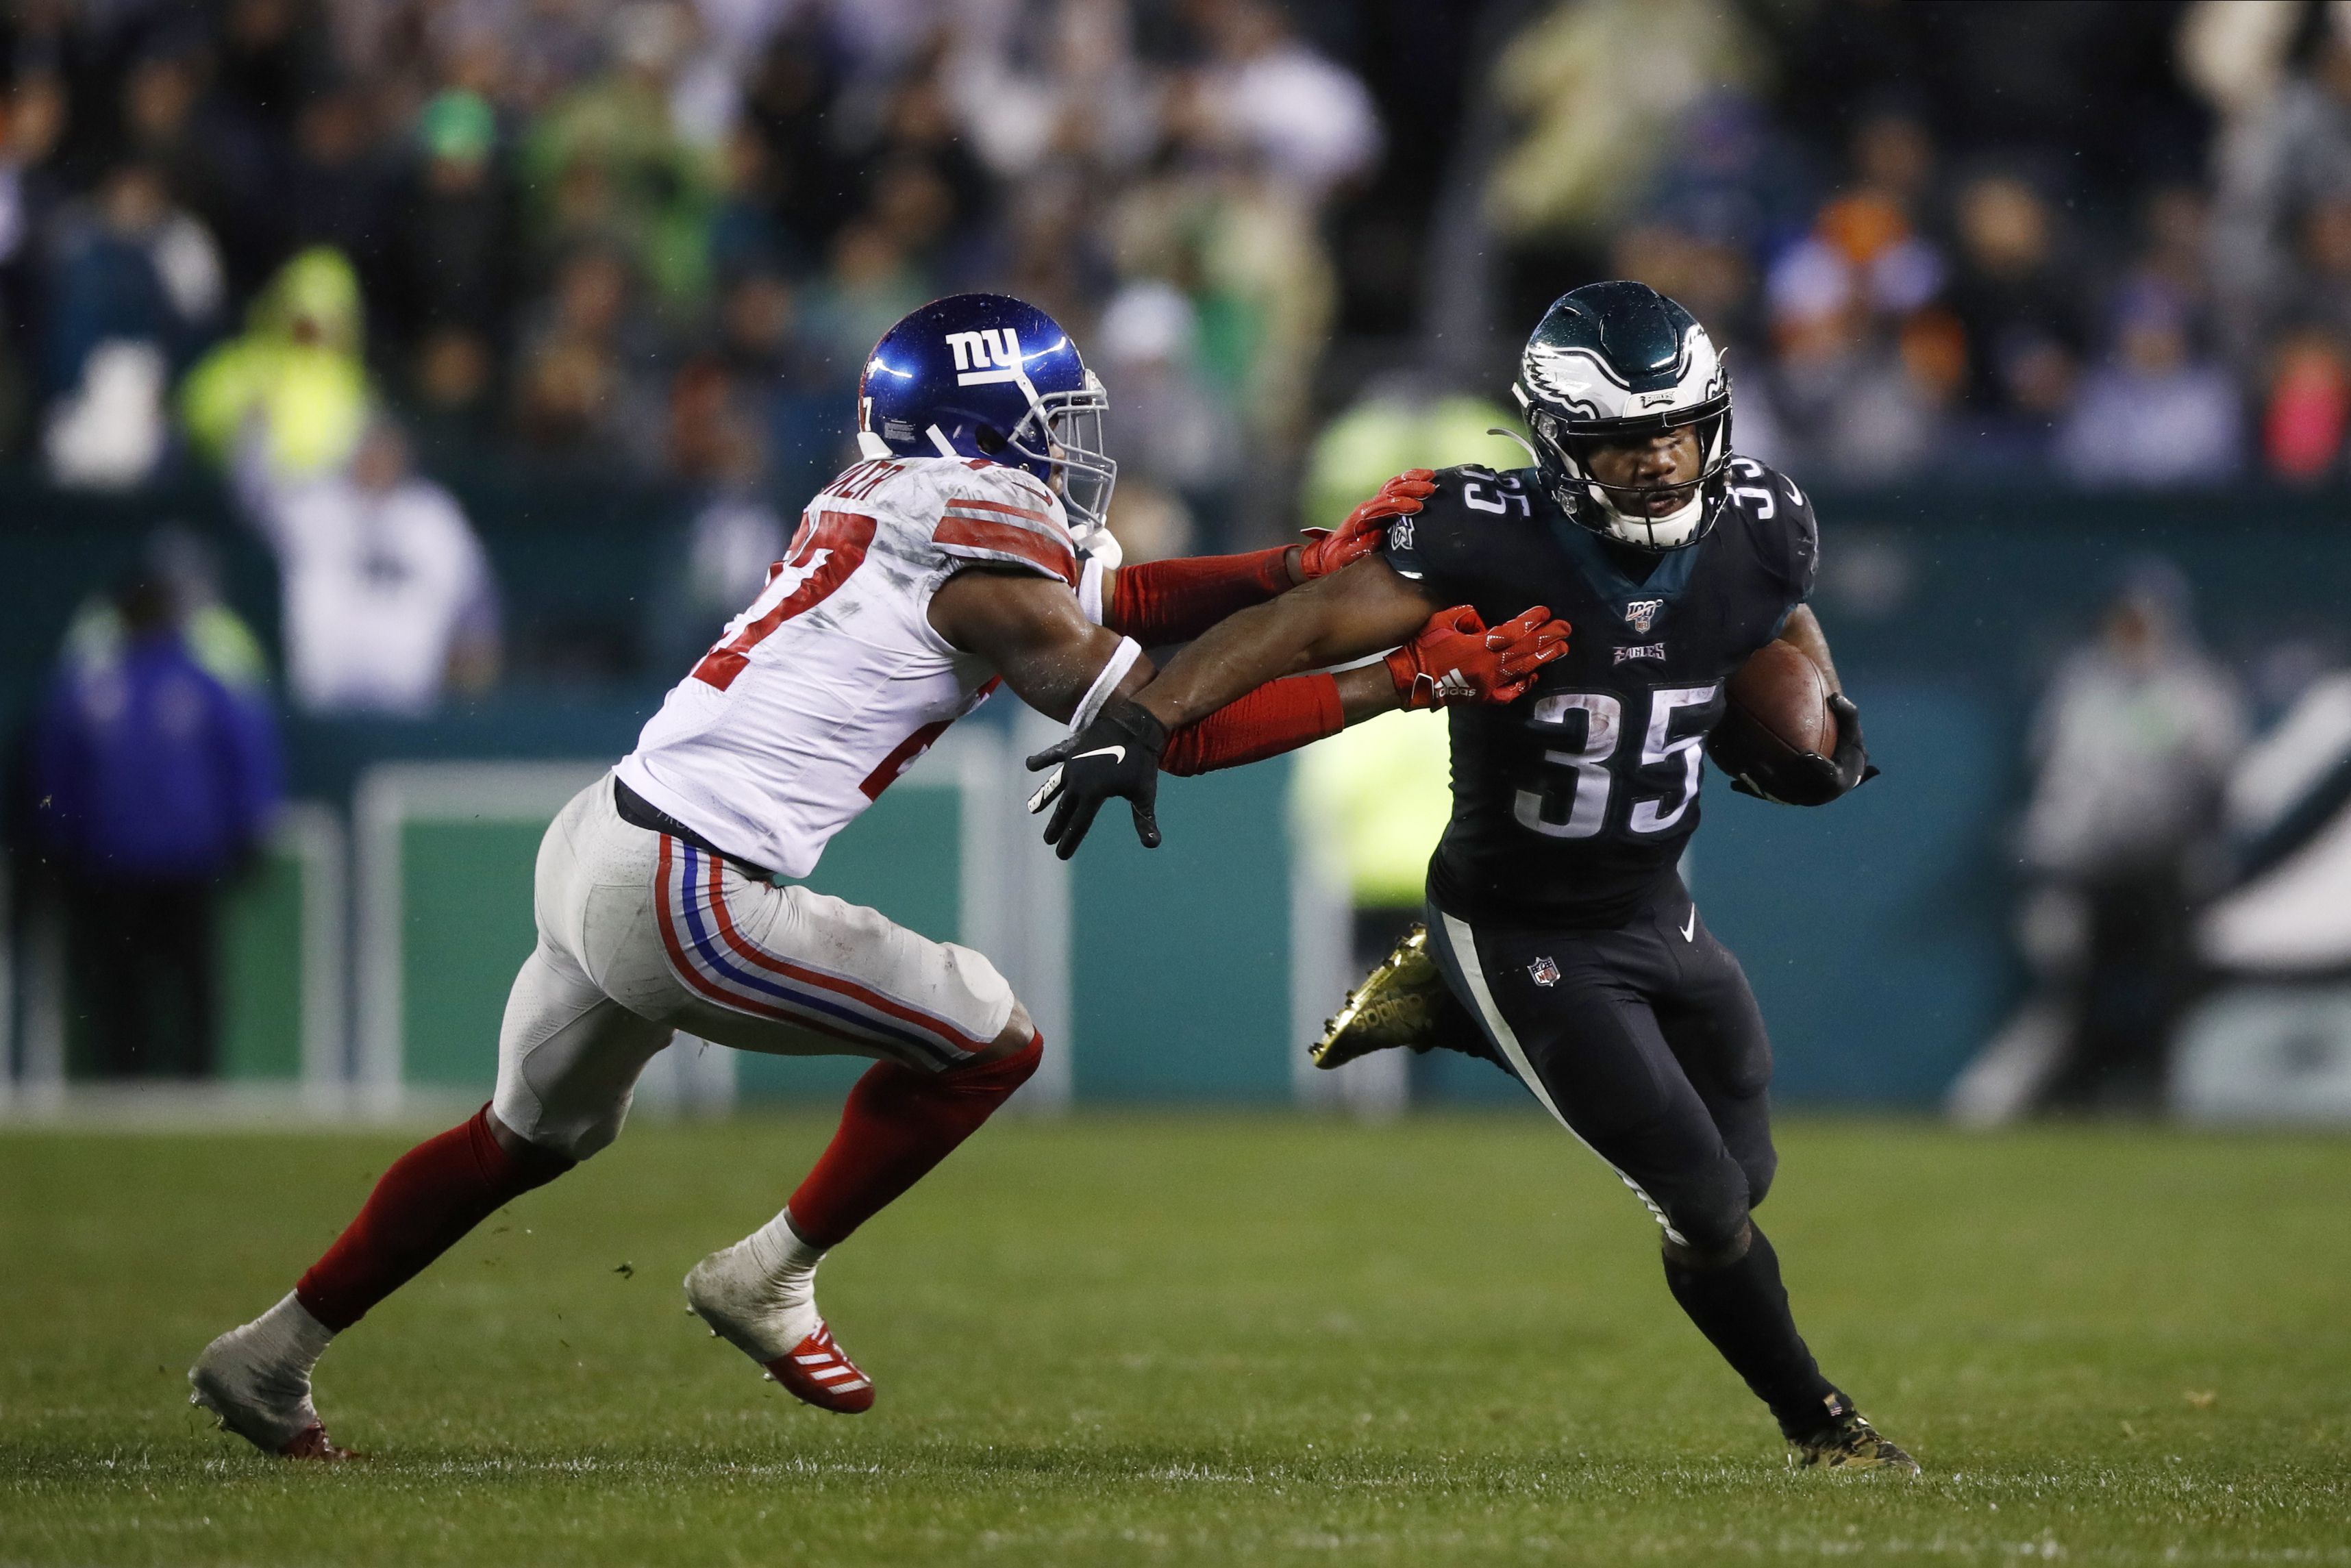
[1624,598,1665,634]
[1528,956,1561,987]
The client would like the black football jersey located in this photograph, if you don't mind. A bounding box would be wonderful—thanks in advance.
[1383,458,1818,927]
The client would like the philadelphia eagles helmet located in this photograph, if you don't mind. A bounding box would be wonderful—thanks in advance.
[1511,280,1734,551]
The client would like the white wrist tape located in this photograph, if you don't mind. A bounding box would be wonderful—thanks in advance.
[1069,636,1143,733]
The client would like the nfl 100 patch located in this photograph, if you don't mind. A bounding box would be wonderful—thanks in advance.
[1623,598,1665,634]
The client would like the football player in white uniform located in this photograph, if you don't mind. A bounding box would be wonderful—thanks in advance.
[188,294,1569,1458]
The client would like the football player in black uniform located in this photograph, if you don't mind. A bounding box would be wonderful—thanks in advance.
[1030,281,1913,1472]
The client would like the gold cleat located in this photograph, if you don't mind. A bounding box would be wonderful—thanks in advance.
[1313,923,1480,1070]
[1787,1410,1921,1476]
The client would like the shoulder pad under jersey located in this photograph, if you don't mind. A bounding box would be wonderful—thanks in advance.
[821,456,1080,588]
[1720,456,1818,602]
[1380,464,1540,586]
[930,458,1078,586]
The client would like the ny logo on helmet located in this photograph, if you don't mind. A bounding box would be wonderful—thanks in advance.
[945,328,1025,386]
[1624,598,1665,633]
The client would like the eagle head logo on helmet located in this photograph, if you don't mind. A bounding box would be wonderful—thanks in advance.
[1510,280,1734,553]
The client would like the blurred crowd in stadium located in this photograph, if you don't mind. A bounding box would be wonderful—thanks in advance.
[0,0,1393,553]
[9,0,2351,545]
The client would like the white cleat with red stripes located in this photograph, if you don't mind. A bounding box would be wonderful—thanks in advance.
[684,1241,875,1414]
[765,1323,874,1413]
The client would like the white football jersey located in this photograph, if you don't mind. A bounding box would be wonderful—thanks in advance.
[617,455,1102,878]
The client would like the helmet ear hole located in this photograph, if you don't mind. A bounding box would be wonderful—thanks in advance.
[974,427,1008,455]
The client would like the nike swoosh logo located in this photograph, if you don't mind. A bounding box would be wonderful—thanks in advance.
[1072,745,1126,764]
[1680,908,1698,942]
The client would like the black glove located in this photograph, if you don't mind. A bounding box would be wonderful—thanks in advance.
[1024,697,1171,859]
[1728,693,1881,806]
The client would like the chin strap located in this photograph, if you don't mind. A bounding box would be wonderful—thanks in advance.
[1600,489,1706,550]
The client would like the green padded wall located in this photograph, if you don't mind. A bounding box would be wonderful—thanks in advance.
[1070,759,1295,1102]
[218,846,307,1081]
[399,819,549,1091]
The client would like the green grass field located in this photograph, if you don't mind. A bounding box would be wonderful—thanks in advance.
[3,1112,2347,1566]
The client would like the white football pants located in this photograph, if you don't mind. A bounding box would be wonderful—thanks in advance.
[491,775,1017,1160]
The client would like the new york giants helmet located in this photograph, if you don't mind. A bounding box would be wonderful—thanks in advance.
[857,293,1120,564]
[1512,280,1734,551]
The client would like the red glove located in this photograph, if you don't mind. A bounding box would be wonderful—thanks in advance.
[1384,605,1571,710]
[1295,468,1437,580]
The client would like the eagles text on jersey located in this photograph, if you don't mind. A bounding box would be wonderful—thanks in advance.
[1382,458,1819,926]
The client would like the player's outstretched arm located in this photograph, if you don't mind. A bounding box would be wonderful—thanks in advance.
[928,566,1156,724]
[1121,554,1442,730]
[1021,558,1570,856]
[1155,603,1569,776]
[929,564,1178,854]
[1099,469,1436,645]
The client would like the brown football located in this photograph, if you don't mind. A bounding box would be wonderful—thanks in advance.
[1708,640,1835,782]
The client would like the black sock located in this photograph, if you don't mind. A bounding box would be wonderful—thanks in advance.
[1661,1223,1843,1437]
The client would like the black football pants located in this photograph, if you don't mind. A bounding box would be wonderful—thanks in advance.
[1424,883,1848,1434]
[1423,880,1776,1256]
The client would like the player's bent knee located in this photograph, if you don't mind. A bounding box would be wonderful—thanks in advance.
[545,1118,623,1165]
[1680,1197,1754,1259]
[484,1107,582,1182]
[1741,1147,1779,1212]
[969,999,1039,1066]
[949,1023,1043,1093]
[1663,1217,1752,1271]
[486,1097,614,1168]
[1658,1165,1754,1265]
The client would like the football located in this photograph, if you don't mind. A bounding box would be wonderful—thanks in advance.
[1708,639,1835,782]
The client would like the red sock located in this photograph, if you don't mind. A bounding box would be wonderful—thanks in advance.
[295,1105,570,1331]
[787,1036,1043,1247]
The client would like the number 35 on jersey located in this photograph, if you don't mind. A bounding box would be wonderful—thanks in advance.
[1513,684,1725,840]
